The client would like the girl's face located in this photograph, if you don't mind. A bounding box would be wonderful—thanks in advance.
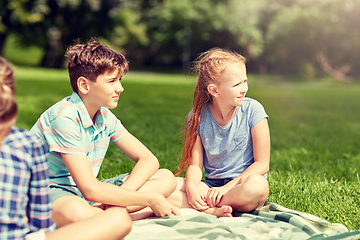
[214,62,248,107]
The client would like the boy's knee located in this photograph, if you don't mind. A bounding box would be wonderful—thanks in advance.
[109,207,132,229]
[156,168,174,178]
[104,208,132,238]
[156,169,176,183]
[155,168,177,196]
[53,198,97,226]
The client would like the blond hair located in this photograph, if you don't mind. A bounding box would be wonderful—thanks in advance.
[176,48,245,176]
[0,57,17,143]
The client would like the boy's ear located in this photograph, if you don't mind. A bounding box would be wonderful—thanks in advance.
[77,76,89,94]
[207,84,218,97]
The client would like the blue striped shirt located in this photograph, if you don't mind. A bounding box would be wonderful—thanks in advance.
[30,92,127,189]
[0,126,56,239]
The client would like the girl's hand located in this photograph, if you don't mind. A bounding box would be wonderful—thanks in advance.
[186,183,209,211]
[206,186,230,208]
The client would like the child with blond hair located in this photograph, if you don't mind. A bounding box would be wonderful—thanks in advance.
[169,48,270,217]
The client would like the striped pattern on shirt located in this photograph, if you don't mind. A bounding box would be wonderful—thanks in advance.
[30,92,127,189]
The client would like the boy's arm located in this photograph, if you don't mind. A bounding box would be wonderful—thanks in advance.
[113,132,159,191]
[61,153,179,216]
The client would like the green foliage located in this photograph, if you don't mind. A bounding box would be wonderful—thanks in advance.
[266,0,360,77]
[1,0,125,67]
[3,0,360,78]
[3,34,44,66]
[112,8,149,47]
[14,67,360,230]
[0,0,46,30]
[223,0,268,57]
[108,0,360,79]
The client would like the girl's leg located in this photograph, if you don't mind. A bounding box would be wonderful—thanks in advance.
[218,174,269,212]
[166,177,191,208]
[167,177,233,217]
[46,207,131,240]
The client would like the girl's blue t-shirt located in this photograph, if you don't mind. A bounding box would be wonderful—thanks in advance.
[198,98,268,179]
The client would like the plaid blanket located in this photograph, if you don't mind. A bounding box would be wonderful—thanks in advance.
[124,202,360,240]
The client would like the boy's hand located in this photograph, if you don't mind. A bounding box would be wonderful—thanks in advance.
[185,182,209,211]
[206,186,230,208]
[148,193,180,217]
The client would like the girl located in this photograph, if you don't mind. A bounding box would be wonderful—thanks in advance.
[169,48,270,217]
[0,56,131,240]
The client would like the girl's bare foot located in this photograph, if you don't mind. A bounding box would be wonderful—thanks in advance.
[205,205,233,217]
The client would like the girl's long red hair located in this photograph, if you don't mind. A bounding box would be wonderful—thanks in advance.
[175,48,245,176]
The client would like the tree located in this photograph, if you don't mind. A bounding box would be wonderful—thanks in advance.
[118,0,281,73]
[265,0,360,79]
[1,0,124,68]
[0,0,46,56]
[117,0,267,69]
[3,0,360,78]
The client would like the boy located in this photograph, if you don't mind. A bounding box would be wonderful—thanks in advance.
[30,40,179,227]
[0,56,131,240]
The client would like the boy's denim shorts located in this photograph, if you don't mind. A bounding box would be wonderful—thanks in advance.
[49,173,129,205]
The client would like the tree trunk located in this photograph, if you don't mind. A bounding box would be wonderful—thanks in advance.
[41,29,63,68]
[316,51,354,82]
[0,33,8,56]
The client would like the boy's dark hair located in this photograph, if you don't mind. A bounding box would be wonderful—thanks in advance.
[66,40,129,93]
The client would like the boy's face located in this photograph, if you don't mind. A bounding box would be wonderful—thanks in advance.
[87,69,124,110]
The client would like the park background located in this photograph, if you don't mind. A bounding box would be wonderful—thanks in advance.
[1,0,360,231]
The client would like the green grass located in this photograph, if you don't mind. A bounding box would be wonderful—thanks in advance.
[14,66,360,230]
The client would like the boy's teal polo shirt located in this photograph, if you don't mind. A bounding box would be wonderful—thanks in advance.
[30,92,127,189]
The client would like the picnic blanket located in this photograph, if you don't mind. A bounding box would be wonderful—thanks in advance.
[124,202,360,240]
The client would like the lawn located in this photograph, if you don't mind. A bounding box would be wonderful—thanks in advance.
[13,66,360,230]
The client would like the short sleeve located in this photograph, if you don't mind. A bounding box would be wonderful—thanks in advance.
[46,116,86,155]
[107,110,127,142]
[249,100,269,129]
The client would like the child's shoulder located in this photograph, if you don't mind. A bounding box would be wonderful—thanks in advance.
[5,126,45,150]
[241,98,268,121]
[243,97,263,108]
[45,94,81,121]
[240,98,267,116]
